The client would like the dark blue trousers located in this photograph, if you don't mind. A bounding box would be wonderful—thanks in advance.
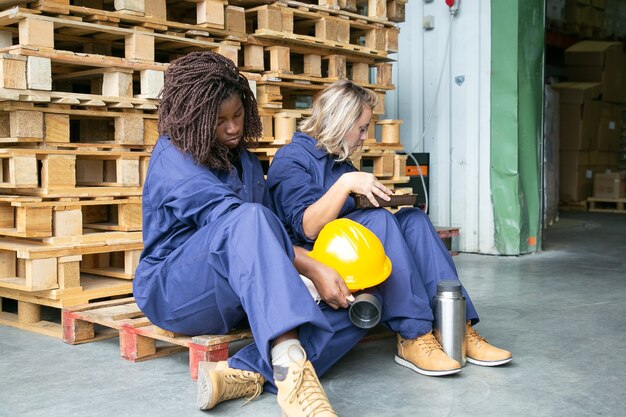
[344,207,479,340]
[134,203,367,392]
[134,204,477,392]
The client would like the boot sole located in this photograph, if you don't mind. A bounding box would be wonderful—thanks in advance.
[467,356,513,367]
[394,355,462,377]
[197,362,219,410]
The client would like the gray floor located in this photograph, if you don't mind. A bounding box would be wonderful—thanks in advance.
[1,211,625,417]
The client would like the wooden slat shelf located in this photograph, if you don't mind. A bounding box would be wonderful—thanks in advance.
[0,104,158,147]
[0,234,141,292]
[0,195,142,244]
[0,147,150,196]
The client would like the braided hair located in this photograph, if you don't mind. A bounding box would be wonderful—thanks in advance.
[158,51,262,170]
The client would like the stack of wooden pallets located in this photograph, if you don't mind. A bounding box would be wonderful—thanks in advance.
[241,0,405,171]
[0,0,410,347]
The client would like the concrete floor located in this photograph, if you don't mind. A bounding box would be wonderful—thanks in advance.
[1,211,625,417]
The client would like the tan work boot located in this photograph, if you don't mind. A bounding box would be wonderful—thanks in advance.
[274,345,338,417]
[394,331,462,376]
[465,322,513,367]
[197,361,265,410]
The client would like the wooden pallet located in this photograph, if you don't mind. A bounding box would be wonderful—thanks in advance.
[243,45,390,89]
[256,108,305,144]
[0,147,150,197]
[0,103,157,151]
[0,7,242,65]
[0,276,134,338]
[353,150,407,180]
[558,200,588,212]
[26,0,249,38]
[0,195,142,243]
[0,51,164,105]
[0,234,141,292]
[60,296,395,380]
[253,70,392,118]
[245,3,396,55]
[587,197,626,214]
[233,0,402,23]
[62,297,253,380]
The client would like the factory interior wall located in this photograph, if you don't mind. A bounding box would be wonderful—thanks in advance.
[393,0,544,255]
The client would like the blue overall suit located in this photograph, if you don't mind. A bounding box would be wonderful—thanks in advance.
[134,137,368,392]
[266,133,479,339]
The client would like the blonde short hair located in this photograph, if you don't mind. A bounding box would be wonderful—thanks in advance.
[299,80,378,161]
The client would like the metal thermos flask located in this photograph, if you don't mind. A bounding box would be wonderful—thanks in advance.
[434,280,466,366]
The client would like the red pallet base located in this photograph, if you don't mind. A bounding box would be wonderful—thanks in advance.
[62,297,251,380]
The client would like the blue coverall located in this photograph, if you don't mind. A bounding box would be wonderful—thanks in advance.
[267,133,479,339]
[134,137,368,392]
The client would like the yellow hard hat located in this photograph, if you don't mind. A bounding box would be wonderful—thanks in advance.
[308,218,392,291]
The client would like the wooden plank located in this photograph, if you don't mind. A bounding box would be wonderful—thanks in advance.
[0,148,148,195]
[0,240,140,292]
[0,310,62,338]
[0,236,142,260]
[249,29,389,60]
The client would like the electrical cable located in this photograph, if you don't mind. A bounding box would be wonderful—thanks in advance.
[405,7,457,214]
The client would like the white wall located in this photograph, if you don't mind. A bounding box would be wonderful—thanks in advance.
[387,0,496,253]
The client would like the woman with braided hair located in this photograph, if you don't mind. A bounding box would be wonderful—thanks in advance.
[133,51,363,417]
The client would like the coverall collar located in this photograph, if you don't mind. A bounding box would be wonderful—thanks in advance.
[293,132,329,160]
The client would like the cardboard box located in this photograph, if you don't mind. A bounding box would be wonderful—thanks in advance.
[591,0,606,9]
[596,102,622,151]
[565,2,591,25]
[593,171,626,198]
[588,150,618,171]
[565,41,626,103]
[553,81,601,102]
[591,8,604,30]
[560,151,593,201]
[553,82,602,151]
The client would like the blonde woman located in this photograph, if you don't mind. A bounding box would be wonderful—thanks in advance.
[267,80,512,375]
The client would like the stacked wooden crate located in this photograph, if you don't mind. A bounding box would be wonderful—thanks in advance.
[0,0,409,337]
[239,0,409,187]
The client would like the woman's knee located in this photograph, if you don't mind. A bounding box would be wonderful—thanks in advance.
[230,203,283,230]
[229,203,293,249]
[235,202,275,221]
[395,207,432,231]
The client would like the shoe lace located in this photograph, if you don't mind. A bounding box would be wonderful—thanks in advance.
[466,326,487,346]
[286,362,336,416]
[221,370,264,406]
[414,332,444,356]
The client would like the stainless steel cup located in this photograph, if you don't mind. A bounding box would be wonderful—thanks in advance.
[348,293,382,329]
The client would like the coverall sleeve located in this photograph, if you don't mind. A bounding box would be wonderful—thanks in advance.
[268,154,324,244]
[162,173,243,228]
